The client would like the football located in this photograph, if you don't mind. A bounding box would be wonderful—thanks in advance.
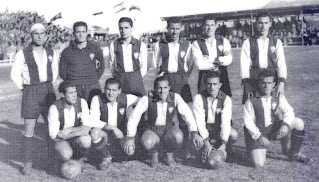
[206,150,226,169]
[61,160,82,179]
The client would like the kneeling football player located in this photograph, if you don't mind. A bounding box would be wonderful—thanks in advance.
[244,70,309,168]
[123,76,204,167]
[48,81,92,170]
[88,78,140,170]
[192,71,238,167]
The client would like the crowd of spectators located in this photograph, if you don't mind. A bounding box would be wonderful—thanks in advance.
[148,16,319,48]
[0,10,74,60]
[1,10,319,61]
[0,10,120,61]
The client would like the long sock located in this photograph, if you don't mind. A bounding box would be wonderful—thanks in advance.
[23,136,33,164]
[280,133,290,155]
[290,130,305,156]
[92,138,110,158]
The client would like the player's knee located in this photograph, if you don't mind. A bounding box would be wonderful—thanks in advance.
[55,143,73,161]
[60,149,73,161]
[24,119,36,136]
[172,131,184,145]
[167,127,184,145]
[230,128,238,142]
[293,118,304,131]
[90,128,102,142]
[77,136,92,149]
[141,133,157,151]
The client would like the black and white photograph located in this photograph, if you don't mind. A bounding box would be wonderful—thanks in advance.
[0,0,318,181]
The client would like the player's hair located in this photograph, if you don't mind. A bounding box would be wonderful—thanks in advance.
[202,15,217,25]
[154,75,170,89]
[104,78,121,90]
[73,21,88,32]
[259,69,275,80]
[119,17,133,27]
[206,70,221,83]
[167,17,182,27]
[256,10,272,21]
[58,81,75,94]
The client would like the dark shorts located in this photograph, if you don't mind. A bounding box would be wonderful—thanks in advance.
[22,82,56,119]
[66,137,81,150]
[75,83,101,104]
[165,72,192,103]
[244,121,282,151]
[102,131,127,158]
[206,123,224,149]
[145,124,175,139]
[114,70,146,97]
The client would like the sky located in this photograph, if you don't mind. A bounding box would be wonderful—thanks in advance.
[0,0,272,34]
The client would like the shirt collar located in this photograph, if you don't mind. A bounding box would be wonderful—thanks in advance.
[24,44,48,52]
[118,37,138,45]
[163,37,184,44]
[207,91,223,101]
[152,93,173,103]
[71,40,93,49]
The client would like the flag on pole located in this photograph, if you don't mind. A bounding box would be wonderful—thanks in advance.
[113,1,126,14]
[93,12,103,16]
[113,2,124,9]
[50,13,62,22]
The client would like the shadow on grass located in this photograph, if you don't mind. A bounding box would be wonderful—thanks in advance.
[0,120,52,175]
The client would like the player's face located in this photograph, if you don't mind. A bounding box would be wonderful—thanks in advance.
[206,77,222,97]
[64,86,78,105]
[203,19,217,37]
[105,83,121,102]
[74,26,88,43]
[259,76,275,96]
[119,22,133,39]
[31,29,46,46]
[256,16,271,36]
[155,80,170,101]
[167,23,182,41]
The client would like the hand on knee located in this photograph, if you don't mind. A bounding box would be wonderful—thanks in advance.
[123,137,135,156]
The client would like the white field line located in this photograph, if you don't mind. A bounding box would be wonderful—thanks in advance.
[0,93,21,100]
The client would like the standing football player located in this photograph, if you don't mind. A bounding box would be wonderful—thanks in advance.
[11,23,58,175]
[240,10,287,104]
[192,15,232,96]
[109,17,148,97]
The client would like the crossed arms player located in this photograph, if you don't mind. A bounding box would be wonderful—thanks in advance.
[123,76,204,167]
[192,15,232,96]
[244,70,309,168]
[88,78,140,170]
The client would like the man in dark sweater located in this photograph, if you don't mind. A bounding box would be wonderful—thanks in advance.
[60,21,104,104]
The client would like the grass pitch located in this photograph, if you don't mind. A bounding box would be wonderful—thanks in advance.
[0,46,318,182]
